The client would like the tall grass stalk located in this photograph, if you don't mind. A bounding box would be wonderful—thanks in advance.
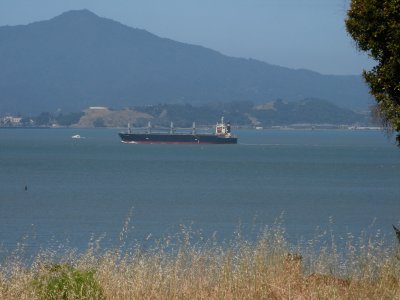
[0,222,399,299]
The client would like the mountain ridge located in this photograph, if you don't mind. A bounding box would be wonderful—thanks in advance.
[0,9,372,115]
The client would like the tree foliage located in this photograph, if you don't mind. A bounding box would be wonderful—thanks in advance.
[55,112,84,126]
[346,0,400,137]
[34,112,53,126]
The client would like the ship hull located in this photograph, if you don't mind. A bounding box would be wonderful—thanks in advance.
[118,133,237,144]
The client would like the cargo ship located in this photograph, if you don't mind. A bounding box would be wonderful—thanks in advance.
[118,117,237,144]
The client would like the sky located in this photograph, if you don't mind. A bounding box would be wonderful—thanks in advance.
[0,0,375,75]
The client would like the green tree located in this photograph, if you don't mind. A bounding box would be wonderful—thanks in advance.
[34,112,53,126]
[56,112,84,126]
[346,0,400,141]
[20,117,32,127]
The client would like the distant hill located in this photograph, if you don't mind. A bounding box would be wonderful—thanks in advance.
[0,9,372,115]
[251,98,367,126]
[76,107,152,128]
[71,99,368,128]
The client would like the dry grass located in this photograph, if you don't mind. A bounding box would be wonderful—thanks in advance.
[1,223,399,299]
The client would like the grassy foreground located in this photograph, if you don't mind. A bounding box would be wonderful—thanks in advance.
[0,224,399,299]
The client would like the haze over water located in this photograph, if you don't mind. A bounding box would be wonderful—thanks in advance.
[0,128,399,257]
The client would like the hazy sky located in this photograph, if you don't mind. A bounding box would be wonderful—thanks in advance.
[0,0,375,75]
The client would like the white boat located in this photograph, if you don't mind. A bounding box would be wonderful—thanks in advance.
[71,134,84,139]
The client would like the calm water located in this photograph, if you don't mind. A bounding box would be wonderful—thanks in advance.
[0,128,399,257]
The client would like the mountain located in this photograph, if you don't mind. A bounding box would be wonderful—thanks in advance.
[0,9,372,115]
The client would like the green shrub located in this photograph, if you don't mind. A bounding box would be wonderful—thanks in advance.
[33,264,103,300]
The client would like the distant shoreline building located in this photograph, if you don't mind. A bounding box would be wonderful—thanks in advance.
[0,116,22,126]
[88,106,108,110]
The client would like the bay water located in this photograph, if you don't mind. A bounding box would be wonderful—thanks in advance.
[0,128,399,258]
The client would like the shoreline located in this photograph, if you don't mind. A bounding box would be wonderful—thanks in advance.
[0,125,383,131]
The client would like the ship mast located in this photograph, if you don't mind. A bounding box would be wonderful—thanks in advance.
[192,121,196,135]
[147,121,151,133]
